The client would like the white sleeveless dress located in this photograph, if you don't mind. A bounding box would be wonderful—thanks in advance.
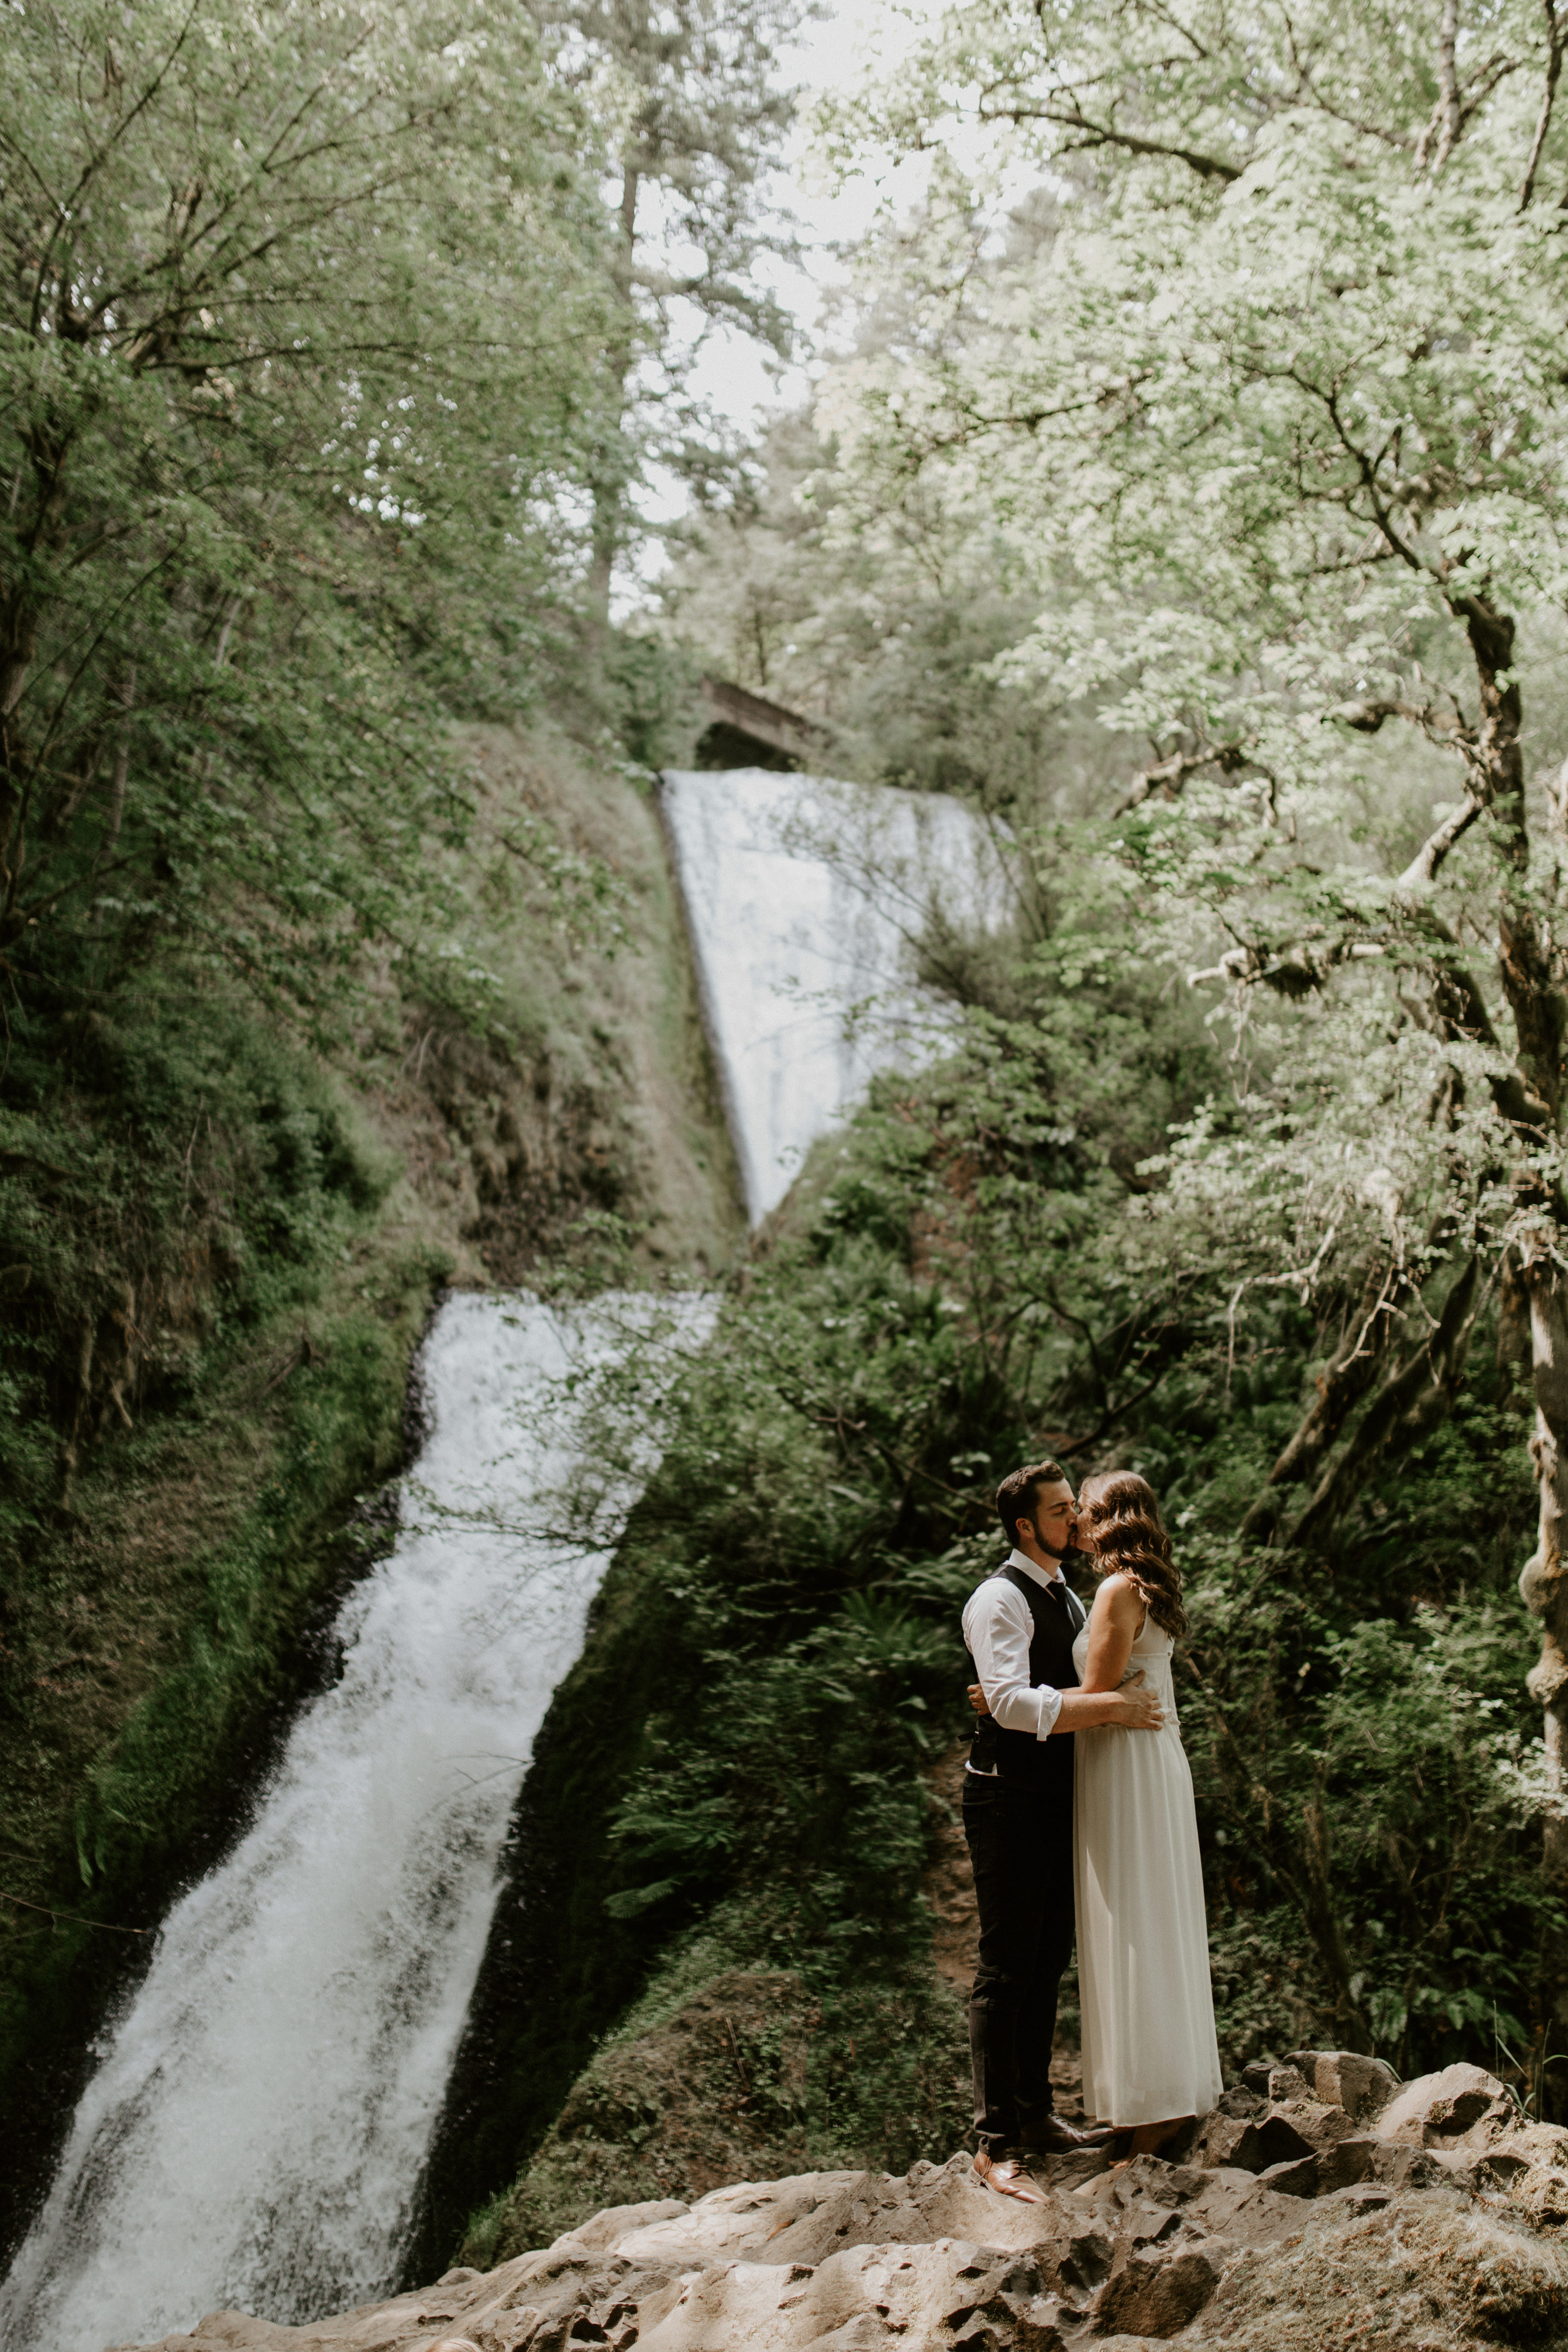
[1071,1612,1224,2125]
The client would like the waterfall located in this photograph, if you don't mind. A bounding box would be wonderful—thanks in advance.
[1,1294,710,2352]
[4,767,1004,2352]
[660,767,1009,1222]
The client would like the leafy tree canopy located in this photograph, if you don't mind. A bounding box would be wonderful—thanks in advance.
[800,0,1568,1942]
[1,0,622,1029]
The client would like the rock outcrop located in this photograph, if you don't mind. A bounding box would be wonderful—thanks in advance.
[119,2052,1568,2352]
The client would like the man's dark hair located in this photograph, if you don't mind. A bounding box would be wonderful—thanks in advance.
[996,1460,1069,1547]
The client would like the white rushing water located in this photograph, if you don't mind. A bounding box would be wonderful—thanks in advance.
[661,767,1010,1221]
[2,1293,710,2352]
[6,766,1007,2352]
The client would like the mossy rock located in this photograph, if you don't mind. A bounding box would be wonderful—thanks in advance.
[470,1968,814,2262]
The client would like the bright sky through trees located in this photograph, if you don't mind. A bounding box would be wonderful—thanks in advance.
[624,0,936,576]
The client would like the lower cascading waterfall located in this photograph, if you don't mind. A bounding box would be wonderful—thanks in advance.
[0,1291,709,2352]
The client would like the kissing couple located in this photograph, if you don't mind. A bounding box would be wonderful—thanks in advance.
[961,1460,1222,2202]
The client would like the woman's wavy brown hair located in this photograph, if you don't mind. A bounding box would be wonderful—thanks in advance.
[1076,1470,1188,1640]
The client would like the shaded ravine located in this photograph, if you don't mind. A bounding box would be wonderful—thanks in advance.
[3,766,1004,2350]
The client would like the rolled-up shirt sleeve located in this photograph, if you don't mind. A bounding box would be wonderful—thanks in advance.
[962,1581,1064,1740]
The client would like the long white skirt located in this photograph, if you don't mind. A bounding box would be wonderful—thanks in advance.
[1073,1677,1224,2127]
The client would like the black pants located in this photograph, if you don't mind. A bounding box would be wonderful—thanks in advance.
[962,1770,1074,2157]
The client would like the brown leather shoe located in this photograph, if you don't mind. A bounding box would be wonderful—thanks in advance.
[1021,2113,1119,2153]
[972,2148,1048,2204]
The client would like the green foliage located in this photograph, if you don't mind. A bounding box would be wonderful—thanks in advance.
[595,1178,1544,2078]
[1185,1543,1554,2069]
[0,968,395,1559]
[480,904,1549,2226]
[0,936,453,2200]
[659,408,1065,810]
[0,0,616,1024]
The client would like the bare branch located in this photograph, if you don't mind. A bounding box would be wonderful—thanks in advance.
[1397,795,1485,888]
[1328,694,1465,740]
[1520,0,1565,207]
[1112,739,1262,816]
[979,93,1242,181]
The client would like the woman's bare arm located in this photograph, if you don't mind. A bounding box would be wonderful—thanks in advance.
[1055,1679,1162,1731]
[1078,1574,1144,1694]
[966,1664,1164,1732]
[962,1572,1162,1733]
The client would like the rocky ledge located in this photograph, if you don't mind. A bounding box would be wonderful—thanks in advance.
[123,2054,1568,2351]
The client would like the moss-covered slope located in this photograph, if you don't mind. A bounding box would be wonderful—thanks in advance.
[0,722,742,2260]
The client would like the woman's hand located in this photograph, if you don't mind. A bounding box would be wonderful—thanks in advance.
[968,1681,991,1716]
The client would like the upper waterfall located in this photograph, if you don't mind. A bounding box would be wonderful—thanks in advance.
[660,768,1009,1222]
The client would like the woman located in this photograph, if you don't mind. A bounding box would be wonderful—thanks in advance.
[968,1470,1222,2157]
[1069,1470,1222,2153]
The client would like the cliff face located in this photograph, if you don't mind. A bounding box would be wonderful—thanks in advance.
[375,723,744,1283]
[0,721,743,2263]
[121,2056,1568,2352]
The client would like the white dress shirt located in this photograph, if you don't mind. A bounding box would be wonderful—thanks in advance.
[962,1548,1069,1774]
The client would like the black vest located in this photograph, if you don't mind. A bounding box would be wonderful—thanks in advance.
[966,1563,1085,1793]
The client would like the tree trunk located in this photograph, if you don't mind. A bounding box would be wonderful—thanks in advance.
[1521,1239,1568,1940]
[1240,1264,1396,1540]
[1448,587,1568,2058]
[1454,590,1565,1125]
[1287,1257,1478,1553]
[587,166,640,628]
[1298,1768,1374,2053]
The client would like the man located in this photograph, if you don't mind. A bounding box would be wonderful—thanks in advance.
[962,1459,1165,2202]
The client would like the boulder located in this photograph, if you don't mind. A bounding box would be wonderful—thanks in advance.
[1189,2110,1254,2170]
[1370,2140,1473,2194]
[1311,2137,1378,2195]
[1477,2124,1568,2233]
[630,2239,1064,2351]
[1196,2096,1354,2179]
[1071,2155,1304,2257]
[1269,2097,1360,2153]
[1257,2063,1312,2105]
[1325,2181,1393,2218]
[1237,2135,1380,2201]
[118,2122,1568,2352]
[1090,2236,1231,2337]
[1188,2192,1568,2349]
[548,2195,692,2256]
[1225,2108,1319,2173]
[738,2159,1080,2271]
[1372,2062,1516,2151]
[1254,2155,1319,2199]
[1282,2048,1400,2125]
[1176,2168,1322,2247]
